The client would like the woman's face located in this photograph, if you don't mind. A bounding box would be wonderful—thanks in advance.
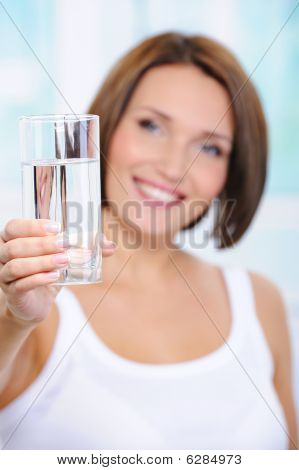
[106,63,234,240]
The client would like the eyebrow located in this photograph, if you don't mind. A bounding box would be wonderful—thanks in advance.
[135,105,233,144]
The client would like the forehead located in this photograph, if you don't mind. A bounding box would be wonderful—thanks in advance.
[128,63,234,136]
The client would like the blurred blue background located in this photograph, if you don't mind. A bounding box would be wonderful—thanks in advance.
[0,0,298,422]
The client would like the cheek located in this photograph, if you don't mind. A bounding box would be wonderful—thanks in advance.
[108,124,151,168]
[191,162,228,202]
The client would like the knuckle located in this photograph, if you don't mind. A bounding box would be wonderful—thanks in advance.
[6,281,17,296]
[40,236,49,252]
[35,218,47,235]
[43,255,53,270]
[13,282,22,294]
[6,259,21,278]
[28,219,38,235]
[13,280,26,294]
[5,241,17,261]
[4,219,17,238]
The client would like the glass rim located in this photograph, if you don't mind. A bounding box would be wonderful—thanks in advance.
[19,113,100,123]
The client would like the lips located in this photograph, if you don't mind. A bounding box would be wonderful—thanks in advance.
[132,175,186,200]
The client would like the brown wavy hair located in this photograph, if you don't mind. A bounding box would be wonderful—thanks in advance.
[88,31,267,249]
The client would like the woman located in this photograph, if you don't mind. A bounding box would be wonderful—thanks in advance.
[0,32,297,450]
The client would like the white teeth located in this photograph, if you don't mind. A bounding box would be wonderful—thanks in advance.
[135,180,179,202]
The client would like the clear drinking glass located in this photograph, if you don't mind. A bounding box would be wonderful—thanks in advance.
[19,114,102,285]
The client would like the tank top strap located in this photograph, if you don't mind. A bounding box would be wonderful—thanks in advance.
[221,264,274,377]
[221,265,256,320]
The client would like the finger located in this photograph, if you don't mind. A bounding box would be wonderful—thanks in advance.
[0,253,69,284]
[102,239,117,257]
[101,233,117,249]
[0,218,61,242]
[6,271,60,294]
[102,247,116,257]
[0,234,67,264]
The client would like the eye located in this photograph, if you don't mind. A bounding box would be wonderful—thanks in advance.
[199,143,222,157]
[138,118,161,134]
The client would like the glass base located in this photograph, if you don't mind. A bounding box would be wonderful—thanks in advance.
[52,263,103,286]
[52,278,103,286]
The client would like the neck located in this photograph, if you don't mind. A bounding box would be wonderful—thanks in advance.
[101,206,181,284]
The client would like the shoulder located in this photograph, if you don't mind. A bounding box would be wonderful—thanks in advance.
[247,270,288,364]
[248,269,285,309]
[248,270,298,449]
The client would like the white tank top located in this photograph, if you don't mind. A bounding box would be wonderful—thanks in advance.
[0,266,289,450]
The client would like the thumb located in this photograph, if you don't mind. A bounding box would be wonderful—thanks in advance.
[101,233,117,249]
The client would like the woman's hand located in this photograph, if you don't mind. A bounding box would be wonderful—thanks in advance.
[0,218,116,326]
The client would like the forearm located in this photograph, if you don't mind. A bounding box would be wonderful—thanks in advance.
[0,293,35,393]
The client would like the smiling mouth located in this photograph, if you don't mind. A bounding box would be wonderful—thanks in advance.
[132,175,186,206]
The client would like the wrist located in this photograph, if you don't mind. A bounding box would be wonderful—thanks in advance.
[1,304,39,331]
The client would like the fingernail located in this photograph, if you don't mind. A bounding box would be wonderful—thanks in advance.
[53,253,69,265]
[102,234,117,248]
[44,222,61,234]
[47,271,60,280]
[55,234,69,249]
[104,239,117,248]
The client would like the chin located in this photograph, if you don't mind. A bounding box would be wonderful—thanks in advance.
[121,203,186,240]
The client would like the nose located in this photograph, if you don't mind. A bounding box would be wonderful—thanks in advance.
[156,141,187,184]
